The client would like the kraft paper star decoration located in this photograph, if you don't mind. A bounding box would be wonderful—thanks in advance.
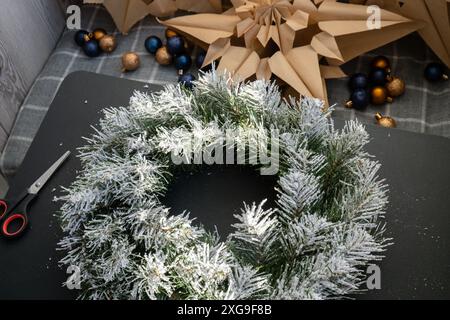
[84,0,223,34]
[351,0,450,67]
[160,0,422,104]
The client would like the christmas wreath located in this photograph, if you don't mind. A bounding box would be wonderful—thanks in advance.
[58,71,389,300]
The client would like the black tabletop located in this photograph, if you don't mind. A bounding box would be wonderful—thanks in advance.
[0,71,449,300]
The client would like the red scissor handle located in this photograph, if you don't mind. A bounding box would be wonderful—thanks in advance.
[2,213,28,238]
[0,193,34,238]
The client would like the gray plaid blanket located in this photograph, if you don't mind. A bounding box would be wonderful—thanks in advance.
[1,5,449,177]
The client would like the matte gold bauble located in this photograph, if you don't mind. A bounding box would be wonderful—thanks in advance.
[92,28,107,41]
[121,52,140,72]
[375,112,397,128]
[371,86,392,105]
[155,46,173,65]
[165,29,178,38]
[99,35,117,53]
[386,77,405,98]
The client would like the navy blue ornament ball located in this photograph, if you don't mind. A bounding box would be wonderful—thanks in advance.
[83,40,101,57]
[178,73,196,89]
[174,54,192,71]
[369,68,389,86]
[167,36,185,55]
[347,89,370,110]
[144,36,162,55]
[349,73,368,90]
[424,63,447,82]
[74,30,89,46]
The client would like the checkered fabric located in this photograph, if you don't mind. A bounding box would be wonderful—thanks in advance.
[1,5,449,177]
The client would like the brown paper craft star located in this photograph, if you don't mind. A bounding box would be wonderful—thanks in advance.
[84,0,223,34]
[351,0,450,67]
[160,0,422,103]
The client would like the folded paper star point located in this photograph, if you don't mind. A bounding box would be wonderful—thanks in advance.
[351,0,450,67]
[84,0,224,34]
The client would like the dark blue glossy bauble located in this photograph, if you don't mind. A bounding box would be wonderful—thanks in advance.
[174,54,192,71]
[196,51,206,69]
[167,36,185,55]
[178,73,196,89]
[350,89,370,110]
[369,68,389,86]
[74,30,89,46]
[349,73,368,90]
[144,36,162,55]
[424,63,446,82]
[82,40,101,57]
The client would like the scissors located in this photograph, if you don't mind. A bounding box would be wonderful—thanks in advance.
[0,151,70,238]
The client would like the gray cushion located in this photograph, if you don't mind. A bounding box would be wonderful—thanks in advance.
[1,5,449,178]
[0,0,65,152]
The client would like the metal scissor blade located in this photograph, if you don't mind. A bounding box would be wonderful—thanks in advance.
[27,151,71,194]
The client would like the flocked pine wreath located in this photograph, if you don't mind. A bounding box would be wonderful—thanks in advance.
[58,70,389,300]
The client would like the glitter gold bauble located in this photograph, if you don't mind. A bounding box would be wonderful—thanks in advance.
[99,35,117,53]
[375,112,397,128]
[371,86,392,105]
[155,46,173,65]
[121,52,140,72]
[386,77,405,98]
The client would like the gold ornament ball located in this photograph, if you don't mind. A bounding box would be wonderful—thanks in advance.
[375,112,397,128]
[165,29,178,38]
[371,86,392,105]
[386,76,405,97]
[92,28,107,41]
[83,34,92,42]
[121,52,140,72]
[99,35,117,53]
[371,55,391,73]
[155,46,173,65]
